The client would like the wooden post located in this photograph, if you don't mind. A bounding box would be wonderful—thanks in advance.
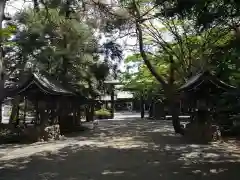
[90,103,94,121]
[149,97,154,119]
[35,99,40,125]
[85,105,88,122]
[76,107,81,125]
[16,101,20,122]
[110,85,115,119]
[85,105,89,122]
[23,97,27,123]
[86,104,94,122]
[73,102,78,125]
[140,93,145,119]
[9,96,21,126]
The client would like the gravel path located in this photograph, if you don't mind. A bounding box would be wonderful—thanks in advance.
[1,118,240,180]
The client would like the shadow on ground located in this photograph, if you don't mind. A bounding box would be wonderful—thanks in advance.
[1,119,240,180]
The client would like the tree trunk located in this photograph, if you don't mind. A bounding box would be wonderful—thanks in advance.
[62,0,71,76]
[134,3,183,134]
[167,57,184,134]
[0,0,5,86]
[0,1,6,123]
[167,91,184,135]
[134,3,167,87]
[32,0,40,12]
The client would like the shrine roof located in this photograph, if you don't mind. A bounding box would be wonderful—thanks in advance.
[178,71,236,92]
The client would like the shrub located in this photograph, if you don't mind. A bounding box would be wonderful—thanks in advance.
[94,108,111,118]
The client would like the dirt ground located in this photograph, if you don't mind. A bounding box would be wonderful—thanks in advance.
[1,117,240,180]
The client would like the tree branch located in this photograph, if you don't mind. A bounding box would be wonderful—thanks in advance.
[133,1,167,87]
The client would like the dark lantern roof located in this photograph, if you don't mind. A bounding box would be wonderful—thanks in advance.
[178,71,236,92]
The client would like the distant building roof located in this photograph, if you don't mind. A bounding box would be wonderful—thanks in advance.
[97,91,133,101]
[116,91,133,99]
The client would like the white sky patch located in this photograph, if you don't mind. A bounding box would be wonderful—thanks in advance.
[5,0,30,16]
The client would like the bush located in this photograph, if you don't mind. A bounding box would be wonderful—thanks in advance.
[94,108,111,119]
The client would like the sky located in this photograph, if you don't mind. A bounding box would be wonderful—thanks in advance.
[5,0,31,16]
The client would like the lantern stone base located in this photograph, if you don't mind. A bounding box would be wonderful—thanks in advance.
[184,122,221,143]
[24,124,61,142]
[42,125,61,141]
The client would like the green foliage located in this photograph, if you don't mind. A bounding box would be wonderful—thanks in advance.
[122,52,168,99]
[155,0,240,31]
[152,0,240,85]
[122,22,240,97]
[0,25,16,38]
[94,108,111,117]
[4,0,240,101]
[119,0,236,89]
[0,24,17,47]
[125,53,142,63]
[5,4,115,98]
[1,0,127,100]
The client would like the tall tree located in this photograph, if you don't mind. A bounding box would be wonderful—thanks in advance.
[4,0,124,98]
[110,0,234,134]
[0,0,7,101]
